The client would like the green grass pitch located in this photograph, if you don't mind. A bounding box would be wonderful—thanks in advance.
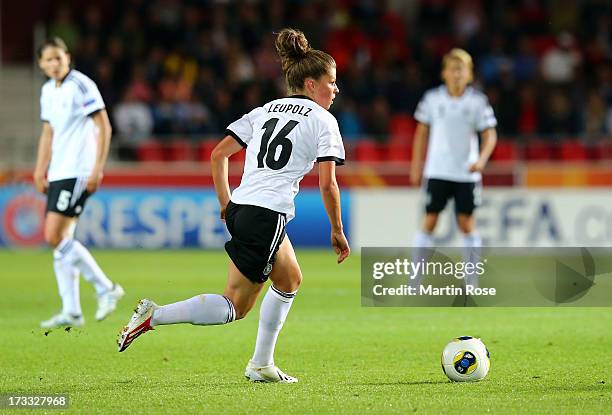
[1,249,611,414]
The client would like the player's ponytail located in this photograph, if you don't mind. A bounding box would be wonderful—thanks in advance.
[276,28,311,72]
[275,28,335,94]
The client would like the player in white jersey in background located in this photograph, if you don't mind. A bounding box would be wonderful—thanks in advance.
[410,49,497,287]
[34,38,124,329]
[118,28,350,383]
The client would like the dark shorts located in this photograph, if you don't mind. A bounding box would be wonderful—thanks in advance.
[424,178,482,215]
[46,178,91,217]
[224,201,286,284]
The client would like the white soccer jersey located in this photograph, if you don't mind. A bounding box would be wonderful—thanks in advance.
[414,85,497,182]
[40,69,106,182]
[226,95,345,221]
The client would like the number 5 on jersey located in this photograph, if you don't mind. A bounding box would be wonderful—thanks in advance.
[257,118,299,170]
[56,190,72,212]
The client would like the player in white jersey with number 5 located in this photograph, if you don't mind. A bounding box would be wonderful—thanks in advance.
[410,49,497,286]
[34,38,124,329]
[118,28,350,383]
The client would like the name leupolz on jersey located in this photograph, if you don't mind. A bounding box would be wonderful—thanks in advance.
[267,103,312,117]
[259,102,313,170]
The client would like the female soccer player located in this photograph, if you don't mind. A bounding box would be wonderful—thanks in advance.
[35,37,124,328]
[410,49,497,286]
[118,28,350,383]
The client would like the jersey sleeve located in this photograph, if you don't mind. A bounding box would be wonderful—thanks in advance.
[225,107,261,147]
[316,116,345,165]
[79,77,106,116]
[414,92,432,125]
[476,95,497,132]
[40,86,50,122]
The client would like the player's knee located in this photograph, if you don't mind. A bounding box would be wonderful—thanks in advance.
[459,226,474,234]
[423,222,436,233]
[273,269,302,293]
[423,214,439,233]
[44,229,63,248]
[292,271,303,290]
[287,272,302,293]
[457,219,475,234]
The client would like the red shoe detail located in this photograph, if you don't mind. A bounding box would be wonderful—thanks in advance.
[118,316,154,352]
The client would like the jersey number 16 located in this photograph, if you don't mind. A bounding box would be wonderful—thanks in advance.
[257,118,298,170]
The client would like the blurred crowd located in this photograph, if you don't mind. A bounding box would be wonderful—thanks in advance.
[45,0,612,154]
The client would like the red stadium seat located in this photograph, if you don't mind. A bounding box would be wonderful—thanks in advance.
[529,36,557,55]
[137,140,165,162]
[491,139,519,161]
[389,114,416,144]
[590,141,612,160]
[166,140,193,161]
[198,139,245,163]
[355,140,383,162]
[558,140,588,161]
[197,140,218,162]
[386,141,411,161]
[525,139,553,160]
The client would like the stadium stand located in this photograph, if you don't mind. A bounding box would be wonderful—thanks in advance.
[1,0,610,165]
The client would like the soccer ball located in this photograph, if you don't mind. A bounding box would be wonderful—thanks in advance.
[441,336,490,382]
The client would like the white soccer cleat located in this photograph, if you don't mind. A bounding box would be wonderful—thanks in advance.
[96,283,125,321]
[244,360,298,383]
[117,299,157,352]
[40,312,84,329]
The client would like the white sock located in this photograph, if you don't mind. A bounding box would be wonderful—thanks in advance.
[411,231,434,287]
[251,286,296,367]
[58,238,113,296]
[53,247,82,316]
[463,233,482,288]
[151,294,235,326]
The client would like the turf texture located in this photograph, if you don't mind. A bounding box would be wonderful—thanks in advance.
[1,250,611,414]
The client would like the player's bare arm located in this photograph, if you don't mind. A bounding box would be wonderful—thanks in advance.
[88,109,112,193]
[410,122,429,186]
[33,122,53,194]
[469,128,498,173]
[319,160,350,263]
[211,136,244,219]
